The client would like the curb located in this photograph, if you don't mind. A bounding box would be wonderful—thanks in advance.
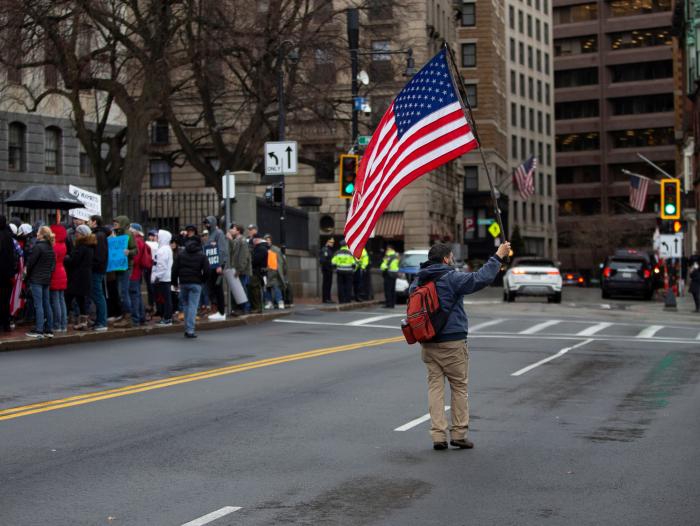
[0,310,292,353]
[315,300,384,312]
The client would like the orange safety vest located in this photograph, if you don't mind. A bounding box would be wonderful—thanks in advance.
[267,249,278,270]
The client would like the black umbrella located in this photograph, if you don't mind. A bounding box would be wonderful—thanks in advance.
[4,185,85,210]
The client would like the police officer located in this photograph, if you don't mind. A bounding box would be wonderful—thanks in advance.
[319,238,335,304]
[353,247,369,301]
[380,244,400,308]
[331,240,355,304]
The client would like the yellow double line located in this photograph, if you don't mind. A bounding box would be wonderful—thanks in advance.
[0,336,404,422]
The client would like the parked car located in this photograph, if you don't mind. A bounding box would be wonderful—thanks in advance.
[503,257,563,303]
[395,249,429,303]
[601,251,655,300]
[562,270,585,287]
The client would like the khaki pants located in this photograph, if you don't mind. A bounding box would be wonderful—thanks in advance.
[421,340,469,442]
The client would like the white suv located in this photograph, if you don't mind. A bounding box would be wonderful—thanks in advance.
[504,257,562,303]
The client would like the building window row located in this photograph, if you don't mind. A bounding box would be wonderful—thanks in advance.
[553,3,598,24]
[609,0,671,18]
[610,93,674,115]
[555,132,600,152]
[8,122,68,175]
[511,71,550,103]
[556,61,673,88]
[609,28,672,50]
[554,35,598,56]
[555,100,599,120]
[609,127,675,148]
[512,134,553,167]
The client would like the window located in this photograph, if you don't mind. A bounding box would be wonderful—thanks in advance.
[79,148,92,177]
[512,135,518,157]
[150,160,172,188]
[464,166,479,191]
[547,175,552,196]
[520,73,526,96]
[610,60,672,82]
[531,204,536,224]
[151,119,169,144]
[536,0,541,9]
[536,50,542,72]
[609,0,671,17]
[527,15,533,37]
[553,3,598,23]
[545,83,550,104]
[536,20,541,41]
[519,42,524,65]
[511,102,518,126]
[514,200,519,222]
[527,46,533,68]
[537,111,543,133]
[510,70,516,94]
[530,139,535,155]
[610,94,674,115]
[8,122,25,172]
[558,198,601,216]
[538,141,544,163]
[555,67,598,88]
[610,127,675,148]
[608,161,674,182]
[510,38,516,61]
[610,28,672,50]
[540,204,545,223]
[528,77,534,100]
[461,43,476,67]
[548,205,553,223]
[529,108,534,131]
[371,41,393,81]
[521,105,526,127]
[44,40,57,89]
[544,52,550,74]
[544,22,549,44]
[555,100,599,119]
[509,5,515,29]
[537,79,542,102]
[519,10,524,33]
[544,0,548,14]
[461,2,475,26]
[556,132,600,152]
[313,48,336,84]
[371,40,391,61]
[44,127,62,174]
[554,35,598,56]
[546,145,551,165]
[523,202,528,222]
[307,147,335,183]
[465,84,477,107]
[546,114,551,135]
[368,0,393,19]
[521,137,527,156]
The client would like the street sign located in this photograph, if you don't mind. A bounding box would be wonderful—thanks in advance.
[658,233,683,258]
[477,218,495,226]
[264,141,298,175]
[465,216,476,232]
[221,173,235,199]
[488,222,501,238]
[353,97,367,111]
[358,135,372,147]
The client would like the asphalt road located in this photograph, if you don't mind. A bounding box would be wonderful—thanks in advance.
[1,287,700,525]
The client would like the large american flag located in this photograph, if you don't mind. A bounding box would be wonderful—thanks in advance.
[514,156,536,200]
[344,49,478,257]
[629,174,649,211]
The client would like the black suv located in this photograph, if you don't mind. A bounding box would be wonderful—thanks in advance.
[601,250,656,300]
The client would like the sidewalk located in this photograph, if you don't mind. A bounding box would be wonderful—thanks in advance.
[0,298,384,352]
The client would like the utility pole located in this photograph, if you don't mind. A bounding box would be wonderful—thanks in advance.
[347,8,359,149]
[277,43,288,254]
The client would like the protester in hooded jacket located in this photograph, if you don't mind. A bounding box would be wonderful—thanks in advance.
[0,216,17,332]
[49,225,68,332]
[64,225,95,330]
[202,215,228,320]
[127,224,149,327]
[151,230,174,325]
[173,236,209,338]
[25,226,56,338]
[111,215,138,327]
[249,236,269,313]
[88,215,110,331]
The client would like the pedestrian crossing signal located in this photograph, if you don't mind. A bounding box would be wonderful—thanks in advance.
[339,154,359,199]
[660,179,680,220]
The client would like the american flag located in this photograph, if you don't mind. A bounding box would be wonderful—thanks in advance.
[514,156,536,200]
[629,174,649,211]
[344,49,478,257]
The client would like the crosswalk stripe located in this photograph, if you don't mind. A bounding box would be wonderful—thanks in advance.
[636,325,664,338]
[470,319,505,332]
[519,320,561,335]
[577,322,613,337]
[696,332,700,341]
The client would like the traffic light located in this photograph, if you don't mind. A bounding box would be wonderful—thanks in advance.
[660,178,680,220]
[673,220,683,234]
[264,184,283,204]
[339,154,359,199]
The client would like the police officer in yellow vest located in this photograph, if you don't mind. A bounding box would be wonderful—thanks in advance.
[353,248,370,301]
[380,245,400,308]
[332,240,356,304]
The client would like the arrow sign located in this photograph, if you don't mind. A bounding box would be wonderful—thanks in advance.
[265,141,298,175]
[658,234,684,258]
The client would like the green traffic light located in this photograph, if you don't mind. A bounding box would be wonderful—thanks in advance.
[664,203,676,215]
[345,183,354,194]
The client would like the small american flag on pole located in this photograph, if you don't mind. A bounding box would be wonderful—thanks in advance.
[344,49,478,258]
[513,156,536,200]
[629,174,649,212]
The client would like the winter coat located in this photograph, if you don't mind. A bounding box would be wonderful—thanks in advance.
[49,225,68,291]
[173,238,209,285]
[113,215,137,269]
[229,236,252,276]
[65,234,95,297]
[130,235,150,281]
[252,242,269,277]
[266,244,286,288]
[26,239,56,286]
[319,245,334,272]
[151,230,173,283]
[205,215,228,267]
[92,226,110,273]
[0,223,17,282]
[690,268,700,294]
[409,256,503,342]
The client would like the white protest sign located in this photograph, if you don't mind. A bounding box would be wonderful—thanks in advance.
[68,185,101,221]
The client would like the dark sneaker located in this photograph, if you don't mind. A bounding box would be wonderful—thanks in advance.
[184,332,197,339]
[433,442,448,450]
[25,331,44,339]
[157,320,173,326]
[44,331,54,339]
[450,438,474,449]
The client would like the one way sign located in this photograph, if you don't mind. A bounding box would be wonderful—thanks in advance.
[264,141,298,175]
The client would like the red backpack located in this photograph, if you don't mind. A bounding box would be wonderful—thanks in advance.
[402,271,456,344]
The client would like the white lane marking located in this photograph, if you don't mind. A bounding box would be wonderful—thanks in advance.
[577,322,613,336]
[696,332,700,340]
[636,325,664,338]
[395,406,450,431]
[274,319,399,330]
[601,304,611,310]
[511,339,593,377]
[181,506,241,526]
[470,319,505,332]
[519,320,561,335]
[348,313,403,326]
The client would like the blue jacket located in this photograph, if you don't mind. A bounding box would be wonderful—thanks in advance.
[409,256,502,342]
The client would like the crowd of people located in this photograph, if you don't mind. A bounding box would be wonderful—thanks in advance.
[0,214,289,339]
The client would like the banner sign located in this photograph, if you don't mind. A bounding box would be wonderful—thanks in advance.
[68,185,101,221]
[107,235,129,272]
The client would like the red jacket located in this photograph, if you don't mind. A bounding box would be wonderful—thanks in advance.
[130,235,149,281]
[49,225,68,291]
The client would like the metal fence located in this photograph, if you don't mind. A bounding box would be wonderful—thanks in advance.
[257,198,309,251]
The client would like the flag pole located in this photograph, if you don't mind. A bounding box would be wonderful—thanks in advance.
[443,43,507,244]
